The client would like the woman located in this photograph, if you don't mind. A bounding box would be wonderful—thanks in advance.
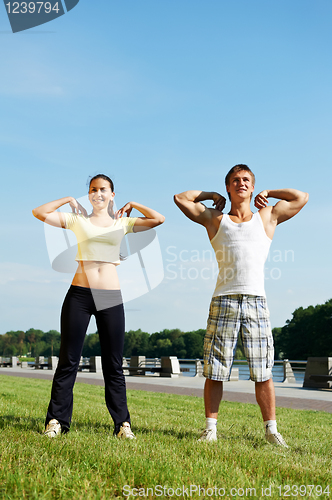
[32,174,165,439]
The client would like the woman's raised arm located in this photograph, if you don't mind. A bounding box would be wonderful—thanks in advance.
[116,201,165,232]
[32,197,87,228]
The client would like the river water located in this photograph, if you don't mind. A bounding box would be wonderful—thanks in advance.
[179,362,305,383]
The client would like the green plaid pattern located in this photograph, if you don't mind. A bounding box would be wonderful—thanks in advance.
[203,295,274,382]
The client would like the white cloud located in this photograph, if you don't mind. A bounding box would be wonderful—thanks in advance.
[0,262,69,285]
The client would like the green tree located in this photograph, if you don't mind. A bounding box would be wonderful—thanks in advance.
[82,333,101,357]
[44,330,61,356]
[2,333,14,356]
[155,338,172,356]
[280,299,332,359]
[234,334,245,359]
[35,341,47,357]
[172,335,186,358]
[18,331,26,356]
[123,329,150,357]
[183,332,203,359]
[272,327,283,359]
[26,329,45,356]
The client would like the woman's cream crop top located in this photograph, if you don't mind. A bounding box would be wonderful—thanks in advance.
[64,213,137,265]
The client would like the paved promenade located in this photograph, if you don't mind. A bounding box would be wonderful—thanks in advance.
[1,366,331,413]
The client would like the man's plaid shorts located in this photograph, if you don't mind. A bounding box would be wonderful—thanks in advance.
[203,294,274,382]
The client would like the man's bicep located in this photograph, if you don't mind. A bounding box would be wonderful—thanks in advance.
[174,198,212,225]
[272,199,303,224]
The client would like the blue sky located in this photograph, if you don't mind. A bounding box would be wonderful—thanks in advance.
[0,0,331,335]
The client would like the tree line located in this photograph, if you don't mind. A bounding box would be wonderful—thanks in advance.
[273,298,332,359]
[1,299,331,360]
[0,329,61,358]
[0,327,211,359]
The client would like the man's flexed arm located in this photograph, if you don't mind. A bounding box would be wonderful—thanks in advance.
[174,190,226,226]
[255,189,309,225]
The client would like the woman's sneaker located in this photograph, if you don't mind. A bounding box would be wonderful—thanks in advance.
[198,428,217,442]
[43,419,61,438]
[116,422,136,439]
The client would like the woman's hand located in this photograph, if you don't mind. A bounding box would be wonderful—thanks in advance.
[69,198,88,216]
[115,202,133,219]
[115,201,165,230]
[254,190,269,209]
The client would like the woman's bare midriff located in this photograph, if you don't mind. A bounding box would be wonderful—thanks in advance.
[71,261,120,290]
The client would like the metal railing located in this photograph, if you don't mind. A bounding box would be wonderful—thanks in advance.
[0,355,307,382]
[177,358,307,382]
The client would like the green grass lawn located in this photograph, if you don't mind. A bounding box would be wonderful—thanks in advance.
[0,375,331,499]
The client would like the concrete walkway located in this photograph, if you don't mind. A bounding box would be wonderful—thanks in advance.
[1,367,331,413]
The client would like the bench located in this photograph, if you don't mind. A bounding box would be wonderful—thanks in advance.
[309,375,332,383]
[35,362,49,369]
[303,357,332,389]
[124,366,163,374]
[0,357,19,368]
[35,356,47,369]
[126,356,181,378]
[78,364,91,371]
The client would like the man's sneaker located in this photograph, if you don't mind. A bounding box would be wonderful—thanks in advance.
[198,428,217,442]
[43,419,61,438]
[265,432,288,448]
[116,422,136,440]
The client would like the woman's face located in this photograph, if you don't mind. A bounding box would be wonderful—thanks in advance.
[88,177,115,210]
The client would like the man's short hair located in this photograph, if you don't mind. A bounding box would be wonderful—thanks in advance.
[225,164,255,200]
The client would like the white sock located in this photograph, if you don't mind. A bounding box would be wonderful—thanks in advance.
[206,418,217,430]
[264,420,277,435]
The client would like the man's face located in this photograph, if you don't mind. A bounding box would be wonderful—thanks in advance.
[226,170,255,201]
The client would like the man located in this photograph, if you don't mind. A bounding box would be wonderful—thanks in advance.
[174,164,308,447]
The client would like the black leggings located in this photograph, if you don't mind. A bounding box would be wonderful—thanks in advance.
[46,285,130,434]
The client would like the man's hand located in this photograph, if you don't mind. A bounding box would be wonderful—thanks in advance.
[174,190,224,225]
[254,190,269,209]
[174,190,224,241]
[256,189,309,239]
[212,193,227,212]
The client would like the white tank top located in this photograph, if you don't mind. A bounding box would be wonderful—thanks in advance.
[210,212,271,297]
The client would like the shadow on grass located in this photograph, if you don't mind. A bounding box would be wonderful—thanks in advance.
[69,423,270,443]
[71,420,113,434]
[0,414,280,446]
[0,416,292,452]
[0,416,118,436]
[0,415,44,430]
[137,425,198,439]
[70,421,197,439]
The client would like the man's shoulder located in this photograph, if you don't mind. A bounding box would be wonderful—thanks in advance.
[257,206,273,221]
[256,206,276,239]
[204,209,223,239]
[203,207,223,225]
[208,207,224,219]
